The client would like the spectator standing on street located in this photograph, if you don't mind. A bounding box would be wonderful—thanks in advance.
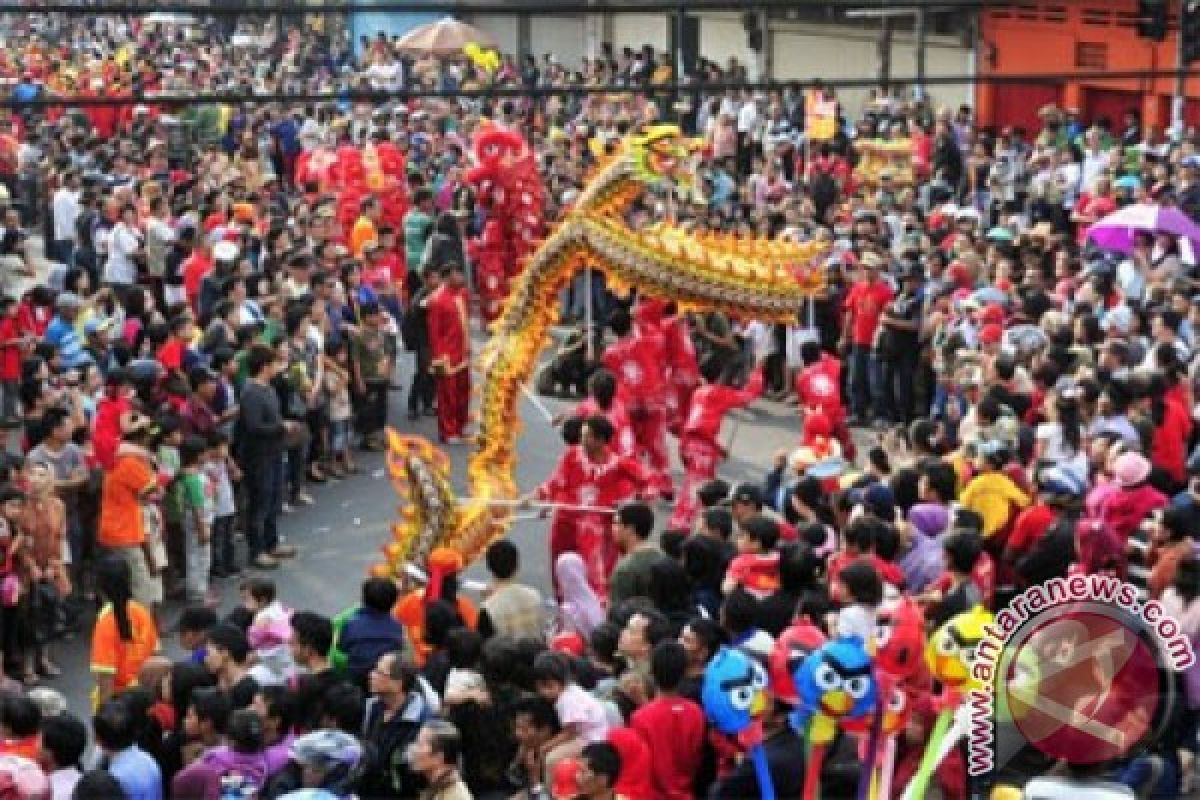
[97,412,159,611]
[90,556,158,708]
[235,344,298,571]
[404,187,436,294]
[50,169,80,268]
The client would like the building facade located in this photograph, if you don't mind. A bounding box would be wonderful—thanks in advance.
[978,0,1195,134]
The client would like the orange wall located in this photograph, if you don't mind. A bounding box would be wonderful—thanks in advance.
[977,0,1197,131]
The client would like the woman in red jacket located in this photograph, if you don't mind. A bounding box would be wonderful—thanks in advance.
[1137,367,1192,492]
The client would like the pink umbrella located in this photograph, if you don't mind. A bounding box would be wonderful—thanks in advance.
[1086,203,1200,258]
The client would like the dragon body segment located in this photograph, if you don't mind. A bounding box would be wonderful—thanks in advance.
[383,126,828,574]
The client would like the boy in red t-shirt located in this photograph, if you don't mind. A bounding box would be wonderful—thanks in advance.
[722,514,781,599]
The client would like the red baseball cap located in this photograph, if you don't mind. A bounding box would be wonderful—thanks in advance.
[980,304,1006,325]
[979,323,1003,345]
[551,758,582,799]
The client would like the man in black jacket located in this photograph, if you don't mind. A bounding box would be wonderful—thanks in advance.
[404,269,437,420]
[237,343,298,570]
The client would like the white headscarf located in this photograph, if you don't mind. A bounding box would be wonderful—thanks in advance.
[556,552,604,639]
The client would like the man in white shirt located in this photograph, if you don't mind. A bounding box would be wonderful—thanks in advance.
[736,91,761,175]
[51,170,81,266]
[102,203,142,289]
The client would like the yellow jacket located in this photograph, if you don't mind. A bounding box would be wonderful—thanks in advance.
[959,471,1030,537]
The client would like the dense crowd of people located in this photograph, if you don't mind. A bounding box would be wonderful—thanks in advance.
[0,9,1188,800]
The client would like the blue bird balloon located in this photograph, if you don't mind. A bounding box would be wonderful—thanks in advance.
[703,646,769,734]
[702,646,775,800]
[791,635,877,741]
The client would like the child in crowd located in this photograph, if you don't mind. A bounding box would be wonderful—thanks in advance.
[241,578,295,688]
[204,430,238,579]
[324,339,356,478]
[174,436,213,607]
[533,651,610,778]
[722,514,781,599]
[177,606,218,665]
[834,559,884,640]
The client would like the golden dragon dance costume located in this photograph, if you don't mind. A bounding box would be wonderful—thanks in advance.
[381,125,829,576]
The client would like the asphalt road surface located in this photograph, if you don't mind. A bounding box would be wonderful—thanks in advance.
[44,342,808,715]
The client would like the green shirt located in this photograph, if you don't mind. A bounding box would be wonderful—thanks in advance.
[403,209,434,274]
[608,546,666,610]
[166,470,205,525]
[353,327,390,384]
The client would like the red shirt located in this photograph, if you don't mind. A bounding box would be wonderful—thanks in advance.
[1007,503,1055,555]
[536,446,655,509]
[16,300,49,339]
[726,551,781,598]
[682,368,763,447]
[1153,395,1193,484]
[427,285,468,365]
[92,395,131,471]
[795,354,844,422]
[376,251,406,290]
[630,697,707,800]
[843,279,894,346]
[181,251,213,308]
[663,315,700,387]
[602,333,668,405]
[0,317,21,381]
[158,338,185,373]
[574,397,636,458]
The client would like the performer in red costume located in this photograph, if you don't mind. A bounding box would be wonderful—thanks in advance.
[795,339,854,459]
[566,368,636,458]
[669,358,765,529]
[603,306,673,498]
[526,415,657,599]
[465,124,545,321]
[637,299,701,436]
[426,263,471,443]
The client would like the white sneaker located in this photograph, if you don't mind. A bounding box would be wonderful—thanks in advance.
[281,502,295,514]
[297,491,315,506]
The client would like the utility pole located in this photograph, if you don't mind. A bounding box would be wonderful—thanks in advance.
[878,14,893,92]
[914,5,927,102]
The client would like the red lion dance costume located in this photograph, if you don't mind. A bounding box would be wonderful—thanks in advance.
[465,125,545,322]
[296,140,410,245]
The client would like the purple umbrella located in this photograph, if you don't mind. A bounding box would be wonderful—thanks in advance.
[1086,203,1200,256]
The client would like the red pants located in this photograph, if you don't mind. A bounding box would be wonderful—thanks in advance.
[630,404,673,496]
[435,371,470,440]
[669,436,722,530]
